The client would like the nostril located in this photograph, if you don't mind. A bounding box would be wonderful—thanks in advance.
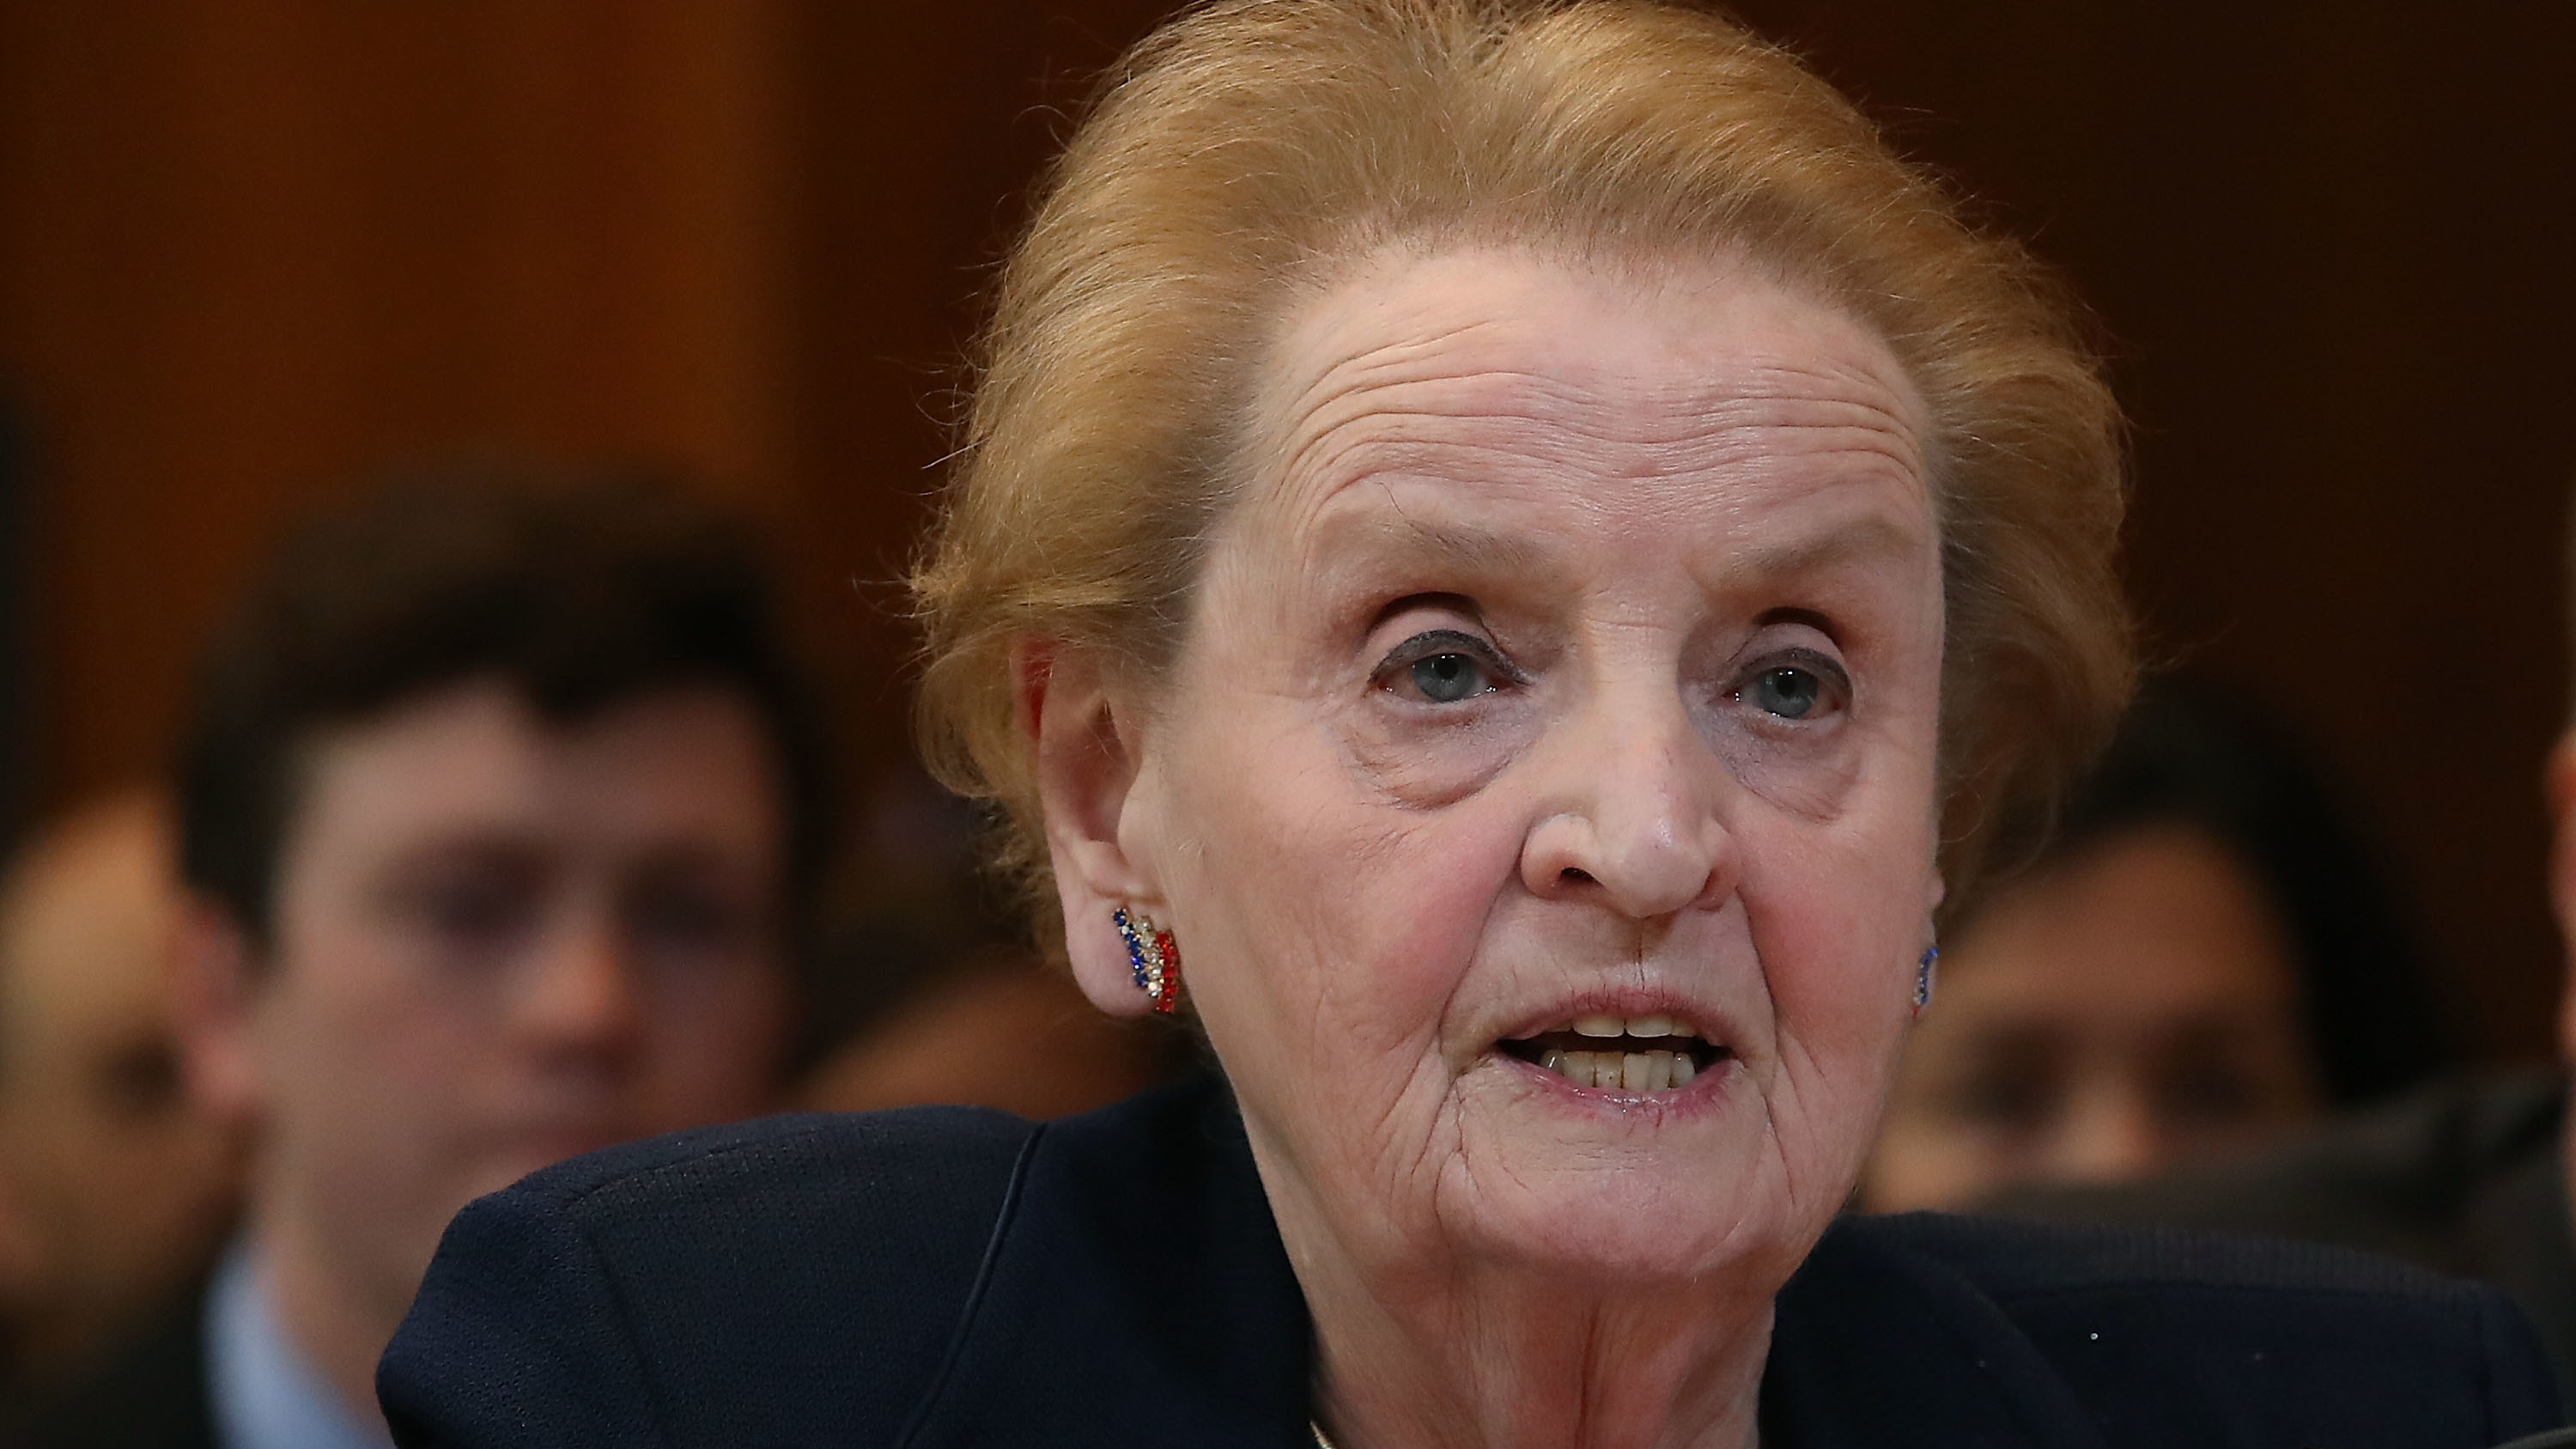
[1559,868,1595,886]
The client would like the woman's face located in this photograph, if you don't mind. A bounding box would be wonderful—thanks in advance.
[1112,246,1945,1293]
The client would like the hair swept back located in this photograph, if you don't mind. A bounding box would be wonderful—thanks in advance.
[913,0,2133,958]
[178,466,835,1060]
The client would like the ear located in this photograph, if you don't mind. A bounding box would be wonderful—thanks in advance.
[168,893,265,1125]
[1915,865,1947,1023]
[2546,733,2576,1062]
[1018,639,1163,1018]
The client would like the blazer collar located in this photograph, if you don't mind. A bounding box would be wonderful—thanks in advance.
[899,1076,1315,1448]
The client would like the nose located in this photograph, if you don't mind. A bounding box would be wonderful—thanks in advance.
[2045,1073,2167,1185]
[509,912,645,1067]
[1519,684,1734,919]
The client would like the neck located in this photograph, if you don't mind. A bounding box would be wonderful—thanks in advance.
[1254,1121,1779,1449]
[251,1191,406,1434]
[1304,1252,1772,1449]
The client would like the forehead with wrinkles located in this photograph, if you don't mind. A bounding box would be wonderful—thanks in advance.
[1242,248,1932,543]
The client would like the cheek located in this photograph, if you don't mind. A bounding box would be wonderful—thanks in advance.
[1157,715,1527,1080]
[1742,813,1933,1104]
[1710,741,1862,824]
[1330,806,1530,1062]
[259,929,477,1111]
[1345,698,1537,809]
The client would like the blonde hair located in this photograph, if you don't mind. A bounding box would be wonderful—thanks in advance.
[913,0,2132,953]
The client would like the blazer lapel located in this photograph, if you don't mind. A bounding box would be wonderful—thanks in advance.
[898,1077,1315,1449]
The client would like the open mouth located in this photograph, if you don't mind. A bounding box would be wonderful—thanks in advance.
[1499,1014,1731,1092]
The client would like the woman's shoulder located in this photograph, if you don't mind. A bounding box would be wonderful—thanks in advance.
[460,1099,1046,1239]
[378,1103,1048,1446]
[377,1076,1305,1448]
[1771,1210,2563,1446]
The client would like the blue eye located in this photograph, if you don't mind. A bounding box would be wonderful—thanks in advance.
[1410,652,1491,703]
[1376,626,1513,705]
[1749,666,1823,719]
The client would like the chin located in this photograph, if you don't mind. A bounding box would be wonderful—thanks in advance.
[1432,1069,1830,1288]
[1454,1157,1807,1290]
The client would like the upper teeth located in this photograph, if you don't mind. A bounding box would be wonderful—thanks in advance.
[1529,1014,1710,1093]
[1571,1014,1690,1039]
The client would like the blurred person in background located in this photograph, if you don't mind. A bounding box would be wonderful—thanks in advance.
[17,469,830,1448]
[1865,681,2455,1209]
[1990,485,2576,1392]
[0,790,242,1400]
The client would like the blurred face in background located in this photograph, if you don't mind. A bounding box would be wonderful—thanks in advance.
[1864,821,2324,1211]
[183,679,789,1328]
[0,793,241,1379]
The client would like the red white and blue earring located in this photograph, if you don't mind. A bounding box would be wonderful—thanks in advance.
[1113,906,1182,1015]
[1911,945,1939,1018]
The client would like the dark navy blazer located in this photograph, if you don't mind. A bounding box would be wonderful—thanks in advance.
[378,1076,2563,1447]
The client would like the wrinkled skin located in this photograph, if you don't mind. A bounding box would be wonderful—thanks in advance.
[1033,246,1947,1449]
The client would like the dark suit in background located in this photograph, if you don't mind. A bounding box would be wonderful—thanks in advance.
[1998,1071,2576,1397]
[8,1286,215,1449]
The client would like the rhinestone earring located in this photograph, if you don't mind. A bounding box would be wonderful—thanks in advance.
[1113,906,1182,1014]
[1912,945,1939,1016]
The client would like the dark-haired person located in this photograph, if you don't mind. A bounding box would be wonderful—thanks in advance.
[1985,498,2576,1397]
[16,471,829,1448]
[1864,680,2456,1209]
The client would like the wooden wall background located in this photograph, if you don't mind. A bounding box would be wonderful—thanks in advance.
[3,0,2570,1056]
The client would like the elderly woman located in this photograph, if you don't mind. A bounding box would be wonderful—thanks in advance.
[378,2,2559,1446]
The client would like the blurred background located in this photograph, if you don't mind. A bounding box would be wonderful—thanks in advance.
[0,0,2570,1058]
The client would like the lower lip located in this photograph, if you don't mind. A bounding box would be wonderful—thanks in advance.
[1494,1048,1735,1114]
